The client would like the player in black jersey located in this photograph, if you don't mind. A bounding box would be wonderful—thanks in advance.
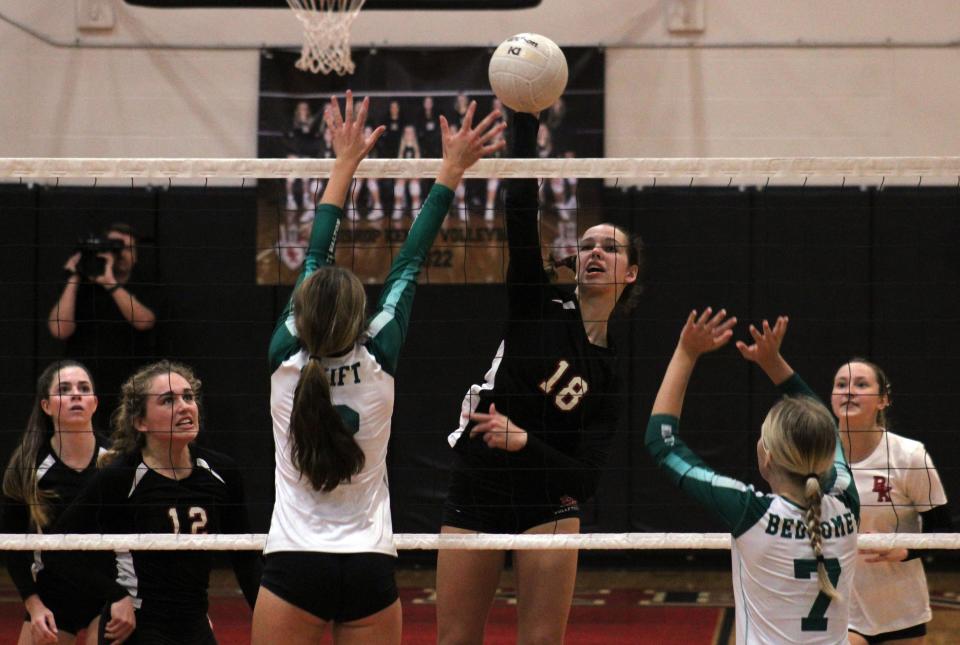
[48,360,261,644]
[3,360,106,644]
[436,110,644,645]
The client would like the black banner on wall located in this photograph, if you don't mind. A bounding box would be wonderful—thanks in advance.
[256,47,604,284]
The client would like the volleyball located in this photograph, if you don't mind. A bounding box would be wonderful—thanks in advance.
[488,33,568,114]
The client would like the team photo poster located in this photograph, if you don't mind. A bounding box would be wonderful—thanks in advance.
[256,47,604,285]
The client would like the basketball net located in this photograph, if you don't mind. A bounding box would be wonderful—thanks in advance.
[286,0,367,75]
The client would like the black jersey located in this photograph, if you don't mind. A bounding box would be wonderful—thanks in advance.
[49,446,260,616]
[449,113,621,503]
[416,110,441,158]
[2,437,108,600]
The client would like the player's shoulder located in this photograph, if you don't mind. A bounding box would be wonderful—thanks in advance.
[95,451,141,485]
[192,445,237,470]
[884,431,928,461]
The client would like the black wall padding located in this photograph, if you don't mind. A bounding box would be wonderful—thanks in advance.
[1,184,957,557]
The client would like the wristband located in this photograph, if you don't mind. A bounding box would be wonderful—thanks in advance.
[105,284,120,294]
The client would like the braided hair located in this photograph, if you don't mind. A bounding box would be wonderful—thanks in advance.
[761,396,840,599]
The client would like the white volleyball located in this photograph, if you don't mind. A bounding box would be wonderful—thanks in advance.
[488,33,568,114]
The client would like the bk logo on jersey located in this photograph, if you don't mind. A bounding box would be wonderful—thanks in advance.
[872,476,893,502]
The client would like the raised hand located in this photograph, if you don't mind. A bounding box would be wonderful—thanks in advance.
[325,90,385,167]
[735,316,794,385]
[320,90,385,208]
[437,101,506,188]
[678,307,737,359]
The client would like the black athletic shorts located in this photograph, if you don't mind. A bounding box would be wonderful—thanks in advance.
[23,572,102,634]
[849,622,927,643]
[261,551,398,623]
[98,604,216,645]
[442,453,581,534]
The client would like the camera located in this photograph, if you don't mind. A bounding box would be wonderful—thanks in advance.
[76,234,125,279]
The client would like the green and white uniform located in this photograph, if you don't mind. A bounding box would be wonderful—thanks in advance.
[267,184,454,557]
[647,374,860,644]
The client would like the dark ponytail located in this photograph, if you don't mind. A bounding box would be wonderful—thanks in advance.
[290,267,367,491]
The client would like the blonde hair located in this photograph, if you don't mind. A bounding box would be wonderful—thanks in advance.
[100,361,202,466]
[290,267,367,492]
[761,396,840,599]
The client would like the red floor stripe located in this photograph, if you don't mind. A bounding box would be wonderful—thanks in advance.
[1,592,724,644]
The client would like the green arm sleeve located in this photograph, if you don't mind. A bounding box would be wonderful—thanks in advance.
[367,183,454,375]
[267,203,343,372]
[775,372,860,522]
[646,414,767,536]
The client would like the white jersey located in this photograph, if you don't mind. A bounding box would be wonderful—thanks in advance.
[268,343,396,556]
[265,186,455,557]
[647,374,861,645]
[732,495,858,644]
[848,431,947,635]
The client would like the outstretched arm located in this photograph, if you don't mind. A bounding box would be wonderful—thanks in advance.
[268,91,384,371]
[646,309,766,533]
[652,308,737,416]
[367,102,505,374]
[736,316,859,518]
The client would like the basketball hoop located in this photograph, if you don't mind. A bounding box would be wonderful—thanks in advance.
[286,0,367,75]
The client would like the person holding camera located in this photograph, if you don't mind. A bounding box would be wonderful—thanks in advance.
[48,223,158,415]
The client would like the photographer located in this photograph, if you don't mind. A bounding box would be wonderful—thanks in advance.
[48,223,158,413]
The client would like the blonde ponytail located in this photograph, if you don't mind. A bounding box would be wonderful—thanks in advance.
[804,474,840,600]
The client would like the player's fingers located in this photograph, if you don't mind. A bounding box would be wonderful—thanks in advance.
[714,329,735,346]
[344,90,354,124]
[481,139,507,156]
[716,317,737,336]
[706,308,727,328]
[439,114,450,138]
[363,125,386,154]
[474,109,502,136]
[353,97,370,133]
[468,416,491,428]
[748,324,762,342]
[329,96,343,127]
[695,307,713,326]
[478,121,506,145]
[776,316,789,336]
[461,100,477,131]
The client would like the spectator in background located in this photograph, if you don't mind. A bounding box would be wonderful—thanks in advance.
[284,101,322,212]
[416,96,442,202]
[48,223,159,419]
[416,96,442,158]
[394,125,423,220]
[351,125,385,221]
[382,100,404,221]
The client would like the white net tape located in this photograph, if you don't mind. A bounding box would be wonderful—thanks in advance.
[3,157,960,181]
[286,0,366,75]
[0,533,957,551]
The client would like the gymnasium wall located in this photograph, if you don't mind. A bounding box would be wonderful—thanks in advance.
[2,2,960,160]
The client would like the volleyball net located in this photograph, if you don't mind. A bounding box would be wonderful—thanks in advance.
[1,155,958,555]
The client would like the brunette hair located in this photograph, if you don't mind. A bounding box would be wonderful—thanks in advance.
[289,267,367,492]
